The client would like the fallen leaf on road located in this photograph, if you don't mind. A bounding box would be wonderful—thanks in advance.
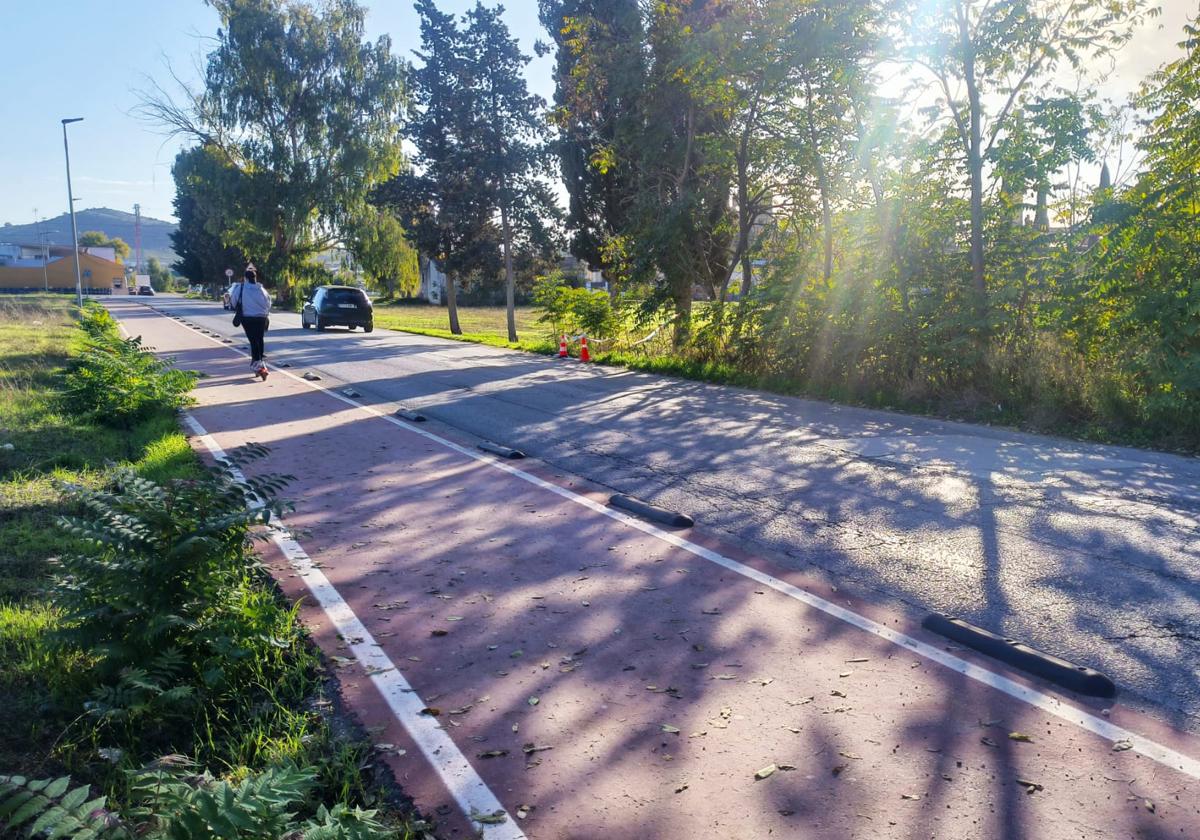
[523,743,553,754]
[448,705,473,716]
[528,696,540,706]
[838,671,852,678]
[331,656,354,668]
[419,707,440,717]
[364,665,393,676]
[1016,778,1043,793]
[755,765,777,780]
[1008,732,1033,743]
[980,736,998,747]
[748,677,774,687]
[511,649,524,658]
[372,743,395,752]
[1112,740,1133,752]
[839,751,862,760]
[900,793,922,801]
[516,805,534,819]
[430,629,448,637]
[832,764,847,776]
[702,608,721,615]
[845,657,869,663]
[477,750,509,759]
[446,616,464,621]
[675,783,689,794]
[1144,799,1155,813]
[778,764,796,771]
[661,724,681,734]
[785,726,802,734]
[469,809,507,825]
[712,674,738,681]
[787,697,815,706]
[831,689,847,698]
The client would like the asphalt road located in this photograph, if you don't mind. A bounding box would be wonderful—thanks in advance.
[136,295,1200,731]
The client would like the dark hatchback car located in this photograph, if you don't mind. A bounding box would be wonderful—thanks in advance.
[301,286,374,332]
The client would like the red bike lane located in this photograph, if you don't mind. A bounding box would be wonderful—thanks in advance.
[114,300,1200,839]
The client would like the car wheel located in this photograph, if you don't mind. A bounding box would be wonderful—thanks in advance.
[301,316,310,330]
[364,322,374,333]
[347,325,356,331]
[315,317,326,332]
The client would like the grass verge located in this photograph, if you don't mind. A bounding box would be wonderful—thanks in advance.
[0,295,430,837]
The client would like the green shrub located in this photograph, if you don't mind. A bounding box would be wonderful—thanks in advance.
[53,446,293,736]
[61,308,196,428]
[533,273,616,339]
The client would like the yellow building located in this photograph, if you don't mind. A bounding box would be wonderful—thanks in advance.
[0,245,122,294]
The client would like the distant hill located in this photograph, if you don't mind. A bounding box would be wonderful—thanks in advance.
[0,208,177,267]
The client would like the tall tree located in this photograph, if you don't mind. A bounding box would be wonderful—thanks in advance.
[141,0,406,300]
[905,0,1151,330]
[461,2,560,342]
[539,0,645,284]
[169,145,248,287]
[377,0,490,334]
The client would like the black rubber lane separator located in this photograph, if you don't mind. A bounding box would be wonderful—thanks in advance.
[609,494,695,529]
[395,408,427,423]
[922,614,1117,698]
[478,441,525,459]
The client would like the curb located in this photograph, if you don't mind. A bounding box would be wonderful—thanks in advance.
[922,614,1117,698]
[478,441,525,459]
[609,494,694,528]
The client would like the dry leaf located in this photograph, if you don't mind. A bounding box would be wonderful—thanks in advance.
[477,750,509,759]
[1144,799,1155,813]
[523,743,553,754]
[778,764,796,771]
[675,782,689,794]
[712,674,738,681]
[661,724,681,734]
[516,805,533,819]
[900,793,922,801]
[845,657,869,663]
[1016,778,1043,793]
[448,705,473,716]
[839,751,862,760]
[755,764,777,780]
[528,696,540,706]
[1008,732,1033,743]
[980,736,998,747]
[831,764,847,776]
[831,689,847,698]
[446,616,464,621]
[430,629,448,637]
[702,608,721,615]
[748,677,774,687]
[1112,739,1134,752]
[419,707,440,717]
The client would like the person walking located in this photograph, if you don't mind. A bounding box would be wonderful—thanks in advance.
[230,265,272,379]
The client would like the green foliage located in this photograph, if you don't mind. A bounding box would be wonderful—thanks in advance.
[60,307,196,428]
[1,764,392,839]
[348,208,420,298]
[0,774,122,839]
[532,274,615,338]
[143,0,407,301]
[79,231,132,263]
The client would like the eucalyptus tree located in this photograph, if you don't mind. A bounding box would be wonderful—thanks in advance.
[141,0,406,299]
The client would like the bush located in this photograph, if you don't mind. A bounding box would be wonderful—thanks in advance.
[61,307,196,428]
[532,273,616,339]
[53,446,293,736]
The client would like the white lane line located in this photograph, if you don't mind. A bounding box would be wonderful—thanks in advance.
[128,300,1200,782]
[178,410,526,840]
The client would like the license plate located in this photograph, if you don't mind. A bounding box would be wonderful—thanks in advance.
[337,303,356,309]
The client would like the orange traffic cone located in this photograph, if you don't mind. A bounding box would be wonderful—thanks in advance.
[558,334,568,358]
[579,336,590,362]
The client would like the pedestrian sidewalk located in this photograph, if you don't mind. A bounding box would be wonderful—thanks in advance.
[112,299,1200,839]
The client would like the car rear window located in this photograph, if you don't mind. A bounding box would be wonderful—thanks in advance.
[324,289,368,307]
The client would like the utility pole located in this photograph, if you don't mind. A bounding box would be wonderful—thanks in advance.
[61,117,84,307]
[133,203,142,276]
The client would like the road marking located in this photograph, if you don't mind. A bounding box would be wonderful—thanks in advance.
[126,300,1200,782]
[178,410,526,840]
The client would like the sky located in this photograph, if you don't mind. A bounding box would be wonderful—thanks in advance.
[0,1,1191,227]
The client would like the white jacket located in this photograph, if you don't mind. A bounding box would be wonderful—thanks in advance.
[231,282,271,317]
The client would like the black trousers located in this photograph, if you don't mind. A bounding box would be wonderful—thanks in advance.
[241,316,268,362]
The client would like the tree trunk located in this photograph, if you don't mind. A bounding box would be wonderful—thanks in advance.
[501,204,517,343]
[445,270,462,335]
[961,9,988,330]
[739,251,753,297]
[671,272,692,347]
[804,82,833,283]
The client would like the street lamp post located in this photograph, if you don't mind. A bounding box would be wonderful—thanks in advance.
[61,117,84,307]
